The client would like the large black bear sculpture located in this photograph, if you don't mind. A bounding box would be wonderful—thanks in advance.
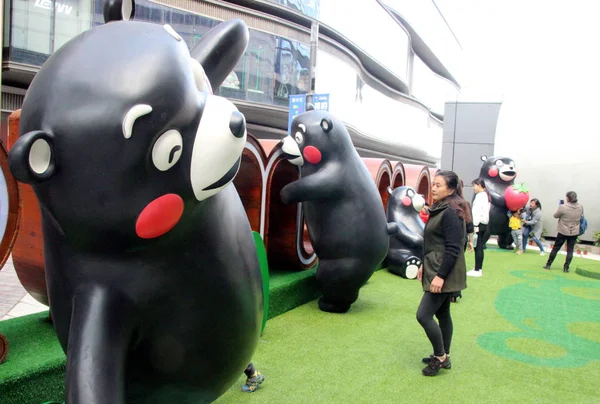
[280,109,390,313]
[385,186,425,279]
[8,3,262,403]
[479,155,518,249]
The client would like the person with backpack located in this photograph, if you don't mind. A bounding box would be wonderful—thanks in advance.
[544,191,584,273]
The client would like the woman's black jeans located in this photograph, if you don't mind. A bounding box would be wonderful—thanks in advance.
[474,224,489,270]
[546,233,577,269]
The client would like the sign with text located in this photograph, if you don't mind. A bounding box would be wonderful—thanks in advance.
[288,93,330,134]
[288,94,306,134]
[311,93,330,112]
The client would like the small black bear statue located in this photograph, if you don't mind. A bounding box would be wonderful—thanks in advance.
[385,186,425,279]
[478,155,518,249]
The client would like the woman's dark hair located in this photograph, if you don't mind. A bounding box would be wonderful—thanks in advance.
[435,170,472,222]
[471,177,491,202]
[566,191,578,203]
[531,198,542,210]
[471,178,486,188]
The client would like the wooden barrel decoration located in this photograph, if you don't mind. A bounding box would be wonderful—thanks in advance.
[263,143,317,271]
[362,158,392,208]
[404,163,423,188]
[0,333,8,364]
[233,133,267,234]
[416,166,433,205]
[0,141,20,271]
[7,110,49,306]
[0,139,20,367]
[258,139,280,159]
[391,161,406,189]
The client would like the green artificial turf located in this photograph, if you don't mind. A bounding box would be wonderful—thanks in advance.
[268,267,319,320]
[0,312,65,403]
[2,249,599,403]
[216,249,600,404]
[575,263,600,280]
[253,231,270,333]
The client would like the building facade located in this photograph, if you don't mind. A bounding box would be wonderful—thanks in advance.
[2,0,462,165]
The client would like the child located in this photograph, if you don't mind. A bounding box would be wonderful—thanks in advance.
[508,210,524,255]
[241,363,265,393]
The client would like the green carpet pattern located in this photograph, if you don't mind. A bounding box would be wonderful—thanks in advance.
[215,249,600,404]
[1,249,599,403]
[478,269,600,368]
[575,263,600,280]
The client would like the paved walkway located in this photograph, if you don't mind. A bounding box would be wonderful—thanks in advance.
[0,256,47,321]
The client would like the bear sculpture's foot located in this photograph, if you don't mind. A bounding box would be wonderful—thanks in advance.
[404,257,421,279]
[318,297,351,313]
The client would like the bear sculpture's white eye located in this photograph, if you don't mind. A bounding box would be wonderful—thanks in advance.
[495,160,504,167]
[152,130,183,171]
[295,132,304,144]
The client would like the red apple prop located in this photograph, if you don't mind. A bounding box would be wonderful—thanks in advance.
[504,183,530,211]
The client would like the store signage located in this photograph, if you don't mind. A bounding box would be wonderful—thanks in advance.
[288,94,306,135]
[34,0,74,15]
[312,93,329,111]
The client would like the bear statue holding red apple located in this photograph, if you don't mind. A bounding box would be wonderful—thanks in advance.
[478,155,529,249]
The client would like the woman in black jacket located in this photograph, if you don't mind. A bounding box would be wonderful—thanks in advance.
[417,170,469,376]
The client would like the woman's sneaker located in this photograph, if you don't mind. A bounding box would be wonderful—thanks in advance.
[421,354,452,368]
[422,356,451,376]
[241,371,265,392]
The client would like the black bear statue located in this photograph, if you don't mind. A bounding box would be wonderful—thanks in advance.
[280,108,390,313]
[478,155,518,249]
[385,186,425,279]
[8,2,262,403]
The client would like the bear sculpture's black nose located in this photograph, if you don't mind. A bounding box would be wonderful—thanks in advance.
[229,111,246,138]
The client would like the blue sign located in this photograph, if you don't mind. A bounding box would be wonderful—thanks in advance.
[288,94,306,134]
[288,93,330,134]
[312,93,330,111]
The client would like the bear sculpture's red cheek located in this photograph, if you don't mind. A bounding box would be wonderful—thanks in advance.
[303,146,322,164]
[488,168,498,177]
[402,197,412,206]
[136,194,184,239]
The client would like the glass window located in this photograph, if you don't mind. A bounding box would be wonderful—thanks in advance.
[54,0,94,52]
[264,0,320,19]
[11,0,52,55]
[7,0,310,108]
[219,31,276,105]
[134,0,164,24]
[273,38,310,106]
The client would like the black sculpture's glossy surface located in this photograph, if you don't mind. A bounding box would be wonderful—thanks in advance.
[8,8,262,403]
[385,186,425,279]
[280,110,389,313]
[479,155,517,249]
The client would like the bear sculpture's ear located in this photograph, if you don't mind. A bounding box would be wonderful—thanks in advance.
[387,186,393,195]
[190,19,249,90]
[9,131,56,184]
[320,117,333,132]
[480,155,488,162]
[104,0,135,23]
